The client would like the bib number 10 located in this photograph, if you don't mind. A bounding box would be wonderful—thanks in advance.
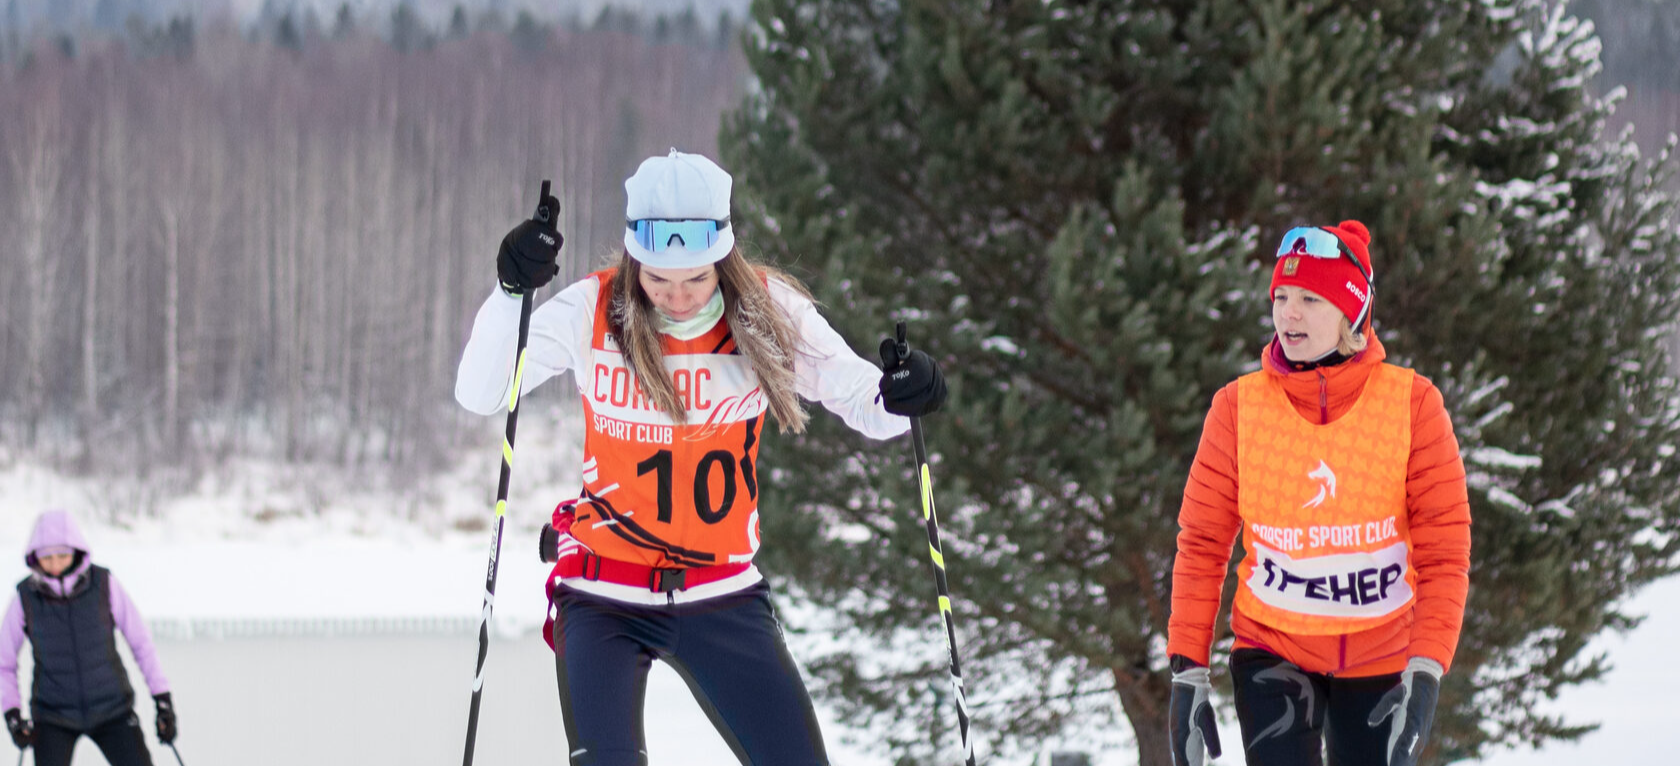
[634,420,759,524]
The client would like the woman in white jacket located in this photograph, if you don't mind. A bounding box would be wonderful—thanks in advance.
[455,150,946,765]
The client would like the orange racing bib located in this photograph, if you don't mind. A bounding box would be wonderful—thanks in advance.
[574,269,766,569]
[1233,363,1415,635]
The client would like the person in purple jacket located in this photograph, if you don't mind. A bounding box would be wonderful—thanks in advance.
[0,510,176,766]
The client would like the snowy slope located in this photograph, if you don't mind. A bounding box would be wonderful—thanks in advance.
[0,420,1675,764]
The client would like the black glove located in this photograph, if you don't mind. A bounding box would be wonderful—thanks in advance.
[154,692,177,745]
[4,707,31,749]
[496,193,562,295]
[539,523,560,563]
[877,340,947,417]
[1168,655,1221,766]
[1368,657,1442,766]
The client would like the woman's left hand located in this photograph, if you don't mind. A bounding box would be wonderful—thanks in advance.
[154,692,177,744]
[1368,657,1442,766]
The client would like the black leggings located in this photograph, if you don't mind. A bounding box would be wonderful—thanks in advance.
[550,581,829,766]
[32,712,153,766]
[1231,648,1400,766]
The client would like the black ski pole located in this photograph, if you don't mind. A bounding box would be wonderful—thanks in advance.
[882,321,976,766]
[167,742,186,766]
[461,181,554,766]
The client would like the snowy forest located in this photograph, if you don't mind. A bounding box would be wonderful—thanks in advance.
[0,4,746,479]
[1,1,1680,765]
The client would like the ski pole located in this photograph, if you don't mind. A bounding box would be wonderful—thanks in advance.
[881,321,976,766]
[167,742,186,766]
[461,181,554,766]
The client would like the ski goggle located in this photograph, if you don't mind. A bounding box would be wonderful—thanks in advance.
[1275,226,1376,329]
[1275,226,1373,285]
[627,218,730,253]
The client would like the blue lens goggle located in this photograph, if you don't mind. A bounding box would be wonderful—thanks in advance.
[1275,225,1376,329]
[1275,226,1373,285]
[628,218,729,253]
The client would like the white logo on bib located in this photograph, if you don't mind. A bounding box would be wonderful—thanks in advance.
[1303,460,1337,509]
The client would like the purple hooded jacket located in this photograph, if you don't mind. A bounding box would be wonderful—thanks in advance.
[0,510,170,714]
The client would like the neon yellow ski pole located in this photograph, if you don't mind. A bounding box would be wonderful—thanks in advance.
[462,180,554,766]
[883,321,975,766]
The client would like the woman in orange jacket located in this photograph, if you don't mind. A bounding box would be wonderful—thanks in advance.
[1166,221,1472,766]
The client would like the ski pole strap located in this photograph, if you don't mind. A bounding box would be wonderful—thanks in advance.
[552,552,751,593]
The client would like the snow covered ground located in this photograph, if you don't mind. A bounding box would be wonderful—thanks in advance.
[0,418,1676,764]
[1475,571,1680,766]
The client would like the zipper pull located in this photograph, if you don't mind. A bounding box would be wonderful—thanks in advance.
[1319,371,1330,423]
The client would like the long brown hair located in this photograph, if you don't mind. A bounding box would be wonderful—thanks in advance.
[608,249,812,433]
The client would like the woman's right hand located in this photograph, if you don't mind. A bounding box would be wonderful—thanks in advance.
[1169,656,1222,766]
[4,707,32,749]
[496,192,563,295]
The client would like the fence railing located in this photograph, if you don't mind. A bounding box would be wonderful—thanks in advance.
[145,615,497,640]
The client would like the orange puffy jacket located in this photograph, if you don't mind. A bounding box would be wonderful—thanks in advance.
[1167,335,1471,676]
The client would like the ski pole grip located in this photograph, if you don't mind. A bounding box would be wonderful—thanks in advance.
[880,321,911,369]
[535,180,554,224]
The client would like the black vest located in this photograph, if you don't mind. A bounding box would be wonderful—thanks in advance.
[16,566,135,730]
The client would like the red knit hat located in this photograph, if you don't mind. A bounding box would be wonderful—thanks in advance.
[1269,220,1375,329]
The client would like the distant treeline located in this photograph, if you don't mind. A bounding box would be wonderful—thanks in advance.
[0,15,746,476]
[0,1,746,49]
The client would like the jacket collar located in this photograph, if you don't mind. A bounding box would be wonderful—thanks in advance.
[1260,330,1388,416]
[28,560,93,600]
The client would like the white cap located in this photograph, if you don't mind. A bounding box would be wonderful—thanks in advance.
[623,149,735,268]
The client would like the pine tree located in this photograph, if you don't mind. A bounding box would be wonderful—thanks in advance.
[332,3,356,40]
[275,12,303,53]
[448,6,470,41]
[390,2,430,53]
[723,1,1680,764]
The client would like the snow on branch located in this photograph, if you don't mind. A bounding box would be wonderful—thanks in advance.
[1468,446,1544,470]
[1474,177,1571,207]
